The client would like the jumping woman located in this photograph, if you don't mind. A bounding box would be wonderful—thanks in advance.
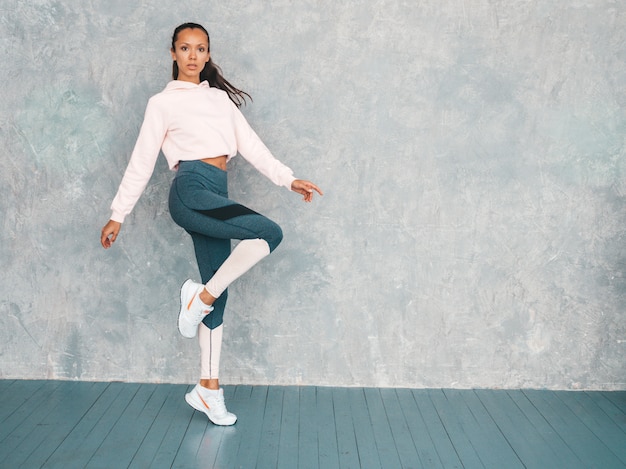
[100,22,322,426]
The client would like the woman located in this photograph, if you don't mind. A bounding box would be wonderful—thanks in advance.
[100,22,322,426]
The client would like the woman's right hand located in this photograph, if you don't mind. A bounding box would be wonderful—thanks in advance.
[101,220,122,249]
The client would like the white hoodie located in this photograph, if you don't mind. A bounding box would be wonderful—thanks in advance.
[110,80,296,223]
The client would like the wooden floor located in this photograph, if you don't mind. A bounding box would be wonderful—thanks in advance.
[0,381,624,469]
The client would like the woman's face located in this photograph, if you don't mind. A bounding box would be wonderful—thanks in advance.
[171,28,210,83]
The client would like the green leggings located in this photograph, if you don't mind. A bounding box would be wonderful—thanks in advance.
[169,160,283,329]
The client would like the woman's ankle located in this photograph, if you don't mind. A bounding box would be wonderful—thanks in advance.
[199,287,216,306]
[200,378,220,391]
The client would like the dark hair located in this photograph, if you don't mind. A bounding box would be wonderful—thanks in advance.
[171,22,251,107]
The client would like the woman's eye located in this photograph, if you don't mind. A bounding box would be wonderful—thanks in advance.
[181,46,188,51]
[199,48,205,52]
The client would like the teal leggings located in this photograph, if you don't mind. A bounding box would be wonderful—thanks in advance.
[168,160,283,329]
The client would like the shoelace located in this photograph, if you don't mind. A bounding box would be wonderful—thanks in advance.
[208,392,228,416]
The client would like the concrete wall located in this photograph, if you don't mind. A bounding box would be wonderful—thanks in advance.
[1,0,624,389]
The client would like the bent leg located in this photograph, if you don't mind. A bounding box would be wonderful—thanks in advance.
[170,164,284,330]
[205,238,270,298]
[171,176,284,307]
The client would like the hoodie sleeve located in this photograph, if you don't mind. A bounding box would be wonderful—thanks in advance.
[110,98,168,223]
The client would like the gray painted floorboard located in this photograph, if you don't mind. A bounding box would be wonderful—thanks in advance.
[0,380,624,469]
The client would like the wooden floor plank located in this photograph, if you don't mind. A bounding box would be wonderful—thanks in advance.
[523,389,624,468]
[0,379,15,393]
[0,381,624,469]
[0,381,98,468]
[506,389,583,468]
[298,386,319,469]
[277,386,301,469]
[0,380,63,444]
[170,401,213,468]
[432,389,501,468]
[395,388,443,469]
[208,385,252,467]
[44,382,141,469]
[474,389,564,469]
[347,387,382,469]
[363,388,404,469]
[427,389,484,468]
[132,384,194,468]
[379,388,423,469]
[195,423,237,467]
[0,380,45,424]
[316,386,340,469]
[602,391,626,413]
[19,381,109,469]
[255,385,284,469]
[43,382,125,468]
[587,391,626,433]
[149,409,194,468]
[445,389,524,469]
[86,383,172,468]
[411,389,463,469]
[136,385,195,467]
[227,385,269,468]
[556,391,626,465]
[332,387,361,469]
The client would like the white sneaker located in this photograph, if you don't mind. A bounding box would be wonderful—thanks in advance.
[178,279,213,339]
[185,385,237,426]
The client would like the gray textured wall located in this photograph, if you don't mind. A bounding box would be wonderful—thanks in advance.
[1,0,624,390]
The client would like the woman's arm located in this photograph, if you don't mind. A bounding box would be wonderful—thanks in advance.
[101,98,167,249]
[109,98,168,223]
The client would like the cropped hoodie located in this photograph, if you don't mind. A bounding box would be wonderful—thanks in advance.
[110,80,296,223]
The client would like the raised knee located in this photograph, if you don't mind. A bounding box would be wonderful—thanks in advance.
[266,223,283,252]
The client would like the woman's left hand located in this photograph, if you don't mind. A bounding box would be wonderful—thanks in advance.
[291,179,323,202]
